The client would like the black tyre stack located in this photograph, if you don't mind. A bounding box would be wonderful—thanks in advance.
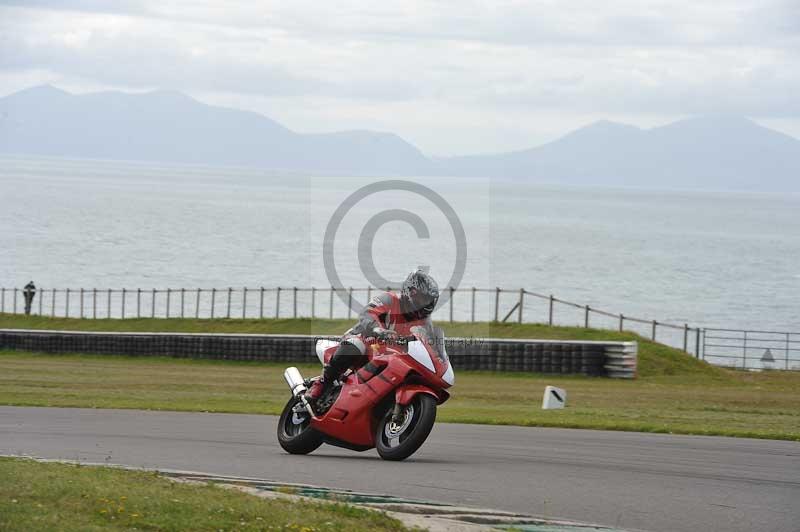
[0,330,635,378]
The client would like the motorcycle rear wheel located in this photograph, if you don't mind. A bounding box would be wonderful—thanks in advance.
[375,394,437,461]
[277,396,323,454]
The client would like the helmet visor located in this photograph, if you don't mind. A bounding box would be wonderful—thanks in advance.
[407,289,437,317]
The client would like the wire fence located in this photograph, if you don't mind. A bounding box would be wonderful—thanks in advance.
[701,328,800,371]
[1,285,705,356]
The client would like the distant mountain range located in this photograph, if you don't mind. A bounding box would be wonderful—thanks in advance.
[2,85,799,191]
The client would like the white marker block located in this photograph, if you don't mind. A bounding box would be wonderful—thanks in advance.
[542,386,567,410]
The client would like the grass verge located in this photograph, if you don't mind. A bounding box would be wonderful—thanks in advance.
[1,350,798,440]
[0,457,408,532]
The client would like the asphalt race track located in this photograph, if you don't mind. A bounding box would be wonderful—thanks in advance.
[1,406,798,532]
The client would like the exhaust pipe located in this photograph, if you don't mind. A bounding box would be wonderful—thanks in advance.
[284,367,307,398]
[284,367,316,417]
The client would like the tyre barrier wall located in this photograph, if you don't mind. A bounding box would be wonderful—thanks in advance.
[0,329,637,378]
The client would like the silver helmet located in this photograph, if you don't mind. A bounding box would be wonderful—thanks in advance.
[400,270,439,320]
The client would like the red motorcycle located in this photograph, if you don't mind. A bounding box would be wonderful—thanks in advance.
[278,325,454,461]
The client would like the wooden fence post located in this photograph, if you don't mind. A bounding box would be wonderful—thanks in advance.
[449,287,455,322]
[683,323,689,352]
[619,314,624,332]
[785,333,790,370]
[742,331,748,368]
[652,320,657,341]
[471,287,476,322]
[584,305,590,328]
[347,287,353,319]
[695,328,701,359]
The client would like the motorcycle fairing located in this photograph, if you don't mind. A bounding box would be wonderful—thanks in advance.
[311,357,407,446]
[315,339,339,364]
[309,344,449,447]
[406,340,435,372]
[395,384,439,406]
[442,359,455,385]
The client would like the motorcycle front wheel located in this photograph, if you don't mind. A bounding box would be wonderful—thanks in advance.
[277,396,323,455]
[375,394,437,461]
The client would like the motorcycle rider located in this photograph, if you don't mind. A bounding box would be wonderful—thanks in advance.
[306,270,440,403]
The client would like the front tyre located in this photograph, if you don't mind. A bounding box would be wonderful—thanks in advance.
[376,394,437,461]
[277,396,323,455]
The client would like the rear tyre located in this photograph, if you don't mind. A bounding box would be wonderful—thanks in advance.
[375,394,437,461]
[277,396,323,455]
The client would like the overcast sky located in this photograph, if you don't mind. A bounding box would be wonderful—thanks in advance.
[1,0,798,156]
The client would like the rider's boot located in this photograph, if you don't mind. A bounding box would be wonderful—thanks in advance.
[305,375,327,402]
[305,363,338,403]
[305,342,363,405]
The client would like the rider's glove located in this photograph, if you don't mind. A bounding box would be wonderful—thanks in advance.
[372,327,399,342]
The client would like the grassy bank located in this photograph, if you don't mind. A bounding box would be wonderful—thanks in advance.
[2,350,798,440]
[0,314,716,378]
[0,457,407,532]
